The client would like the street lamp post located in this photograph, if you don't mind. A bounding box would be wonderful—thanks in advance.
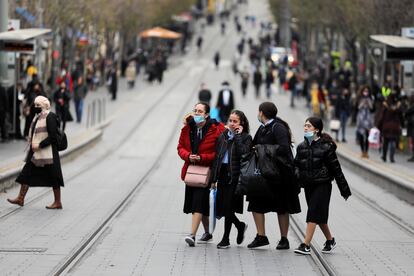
[0,0,9,87]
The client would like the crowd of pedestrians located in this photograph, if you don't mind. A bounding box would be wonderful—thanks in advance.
[177,101,351,255]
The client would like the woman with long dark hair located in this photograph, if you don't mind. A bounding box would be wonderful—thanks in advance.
[210,110,251,248]
[247,102,301,250]
[294,117,351,255]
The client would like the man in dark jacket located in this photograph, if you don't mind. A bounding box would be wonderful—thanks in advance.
[74,76,88,123]
[53,81,71,131]
[198,83,212,105]
[216,81,235,123]
[253,68,262,98]
[335,88,352,142]
[107,66,118,100]
[23,82,46,138]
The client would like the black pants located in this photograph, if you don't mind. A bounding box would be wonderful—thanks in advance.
[241,82,248,97]
[222,213,242,241]
[357,129,369,153]
[382,137,397,161]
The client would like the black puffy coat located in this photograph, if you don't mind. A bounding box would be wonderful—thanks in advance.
[211,130,252,185]
[249,118,301,214]
[294,137,351,199]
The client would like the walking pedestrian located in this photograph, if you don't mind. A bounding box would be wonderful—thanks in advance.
[210,110,251,249]
[253,67,263,98]
[240,67,250,97]
[356,86,374,158]
[216,81,235,123]
[177,103,225,247]
[294,117,351,255]
[214,52,221,70]
[24,83,46,138]
[53,81,71,130]
[265,66,274,99]
[377,93,404,163]
[221,22,226,35]
[289,70,298,107]
[198,83,212,105]
[13,82,25,139]
[247,102,301,249]
[126,61,137,89]
[335,88,351,142]
[73,76,88,123]
[196,36,203,52]
[7,96,64,209]
[107,66,118,100]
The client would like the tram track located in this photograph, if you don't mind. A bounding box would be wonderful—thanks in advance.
[288,166,414,276]
[290,215,337,276]
[0,24,223,222]
[49,24,236,276]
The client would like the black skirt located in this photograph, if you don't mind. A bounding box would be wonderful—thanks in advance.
[304,182,332,224]
[216,166,243,217]
[183,185,210,216]
[247,176,301,215]
[16,160,64,187]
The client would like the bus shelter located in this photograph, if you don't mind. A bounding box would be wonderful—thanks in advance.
[0,28,51,135]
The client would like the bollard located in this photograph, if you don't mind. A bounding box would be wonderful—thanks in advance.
[86,103,91,128]
[92,100,97,127]
[98,98,102,124]
[103,98,106,121]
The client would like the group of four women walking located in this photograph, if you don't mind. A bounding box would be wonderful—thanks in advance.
[177,101,352,255]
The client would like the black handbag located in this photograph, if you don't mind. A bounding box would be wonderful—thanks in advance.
[236,151,274,198]
[256,144,281,180]
[55,115,68,151]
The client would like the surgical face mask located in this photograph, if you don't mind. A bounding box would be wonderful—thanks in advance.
[34,107,42,114]
[304,131,315,142]
[193,115,205,124]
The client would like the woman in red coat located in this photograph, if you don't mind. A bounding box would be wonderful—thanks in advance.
[177,102,225,247]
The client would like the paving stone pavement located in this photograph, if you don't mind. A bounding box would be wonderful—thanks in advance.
[1,1,414,275]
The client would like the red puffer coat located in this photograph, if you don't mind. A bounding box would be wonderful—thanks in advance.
[177,120,225,180]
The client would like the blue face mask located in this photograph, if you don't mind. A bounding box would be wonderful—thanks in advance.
[304,131,315,142]
[193,115,205,124]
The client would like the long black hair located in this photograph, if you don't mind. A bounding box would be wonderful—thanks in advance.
[230,109,250,134]
[259,102,292,144]
[306,116,335,143]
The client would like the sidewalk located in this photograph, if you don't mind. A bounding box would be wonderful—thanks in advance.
[0,46,184,186]
[278,93,414,202]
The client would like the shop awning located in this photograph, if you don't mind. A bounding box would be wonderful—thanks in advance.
[370,35,414,60]
[370,35,414,48]
[139,27,182,39]
[0,28,51,42]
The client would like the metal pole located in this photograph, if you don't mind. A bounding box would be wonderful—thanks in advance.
[279,0,291,49]
[12,52,17,134]
[0,0,9,85]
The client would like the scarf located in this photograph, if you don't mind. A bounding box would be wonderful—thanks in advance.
[29,111,53,166]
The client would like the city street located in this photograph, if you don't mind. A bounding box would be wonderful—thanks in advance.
[0,0,414,275]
